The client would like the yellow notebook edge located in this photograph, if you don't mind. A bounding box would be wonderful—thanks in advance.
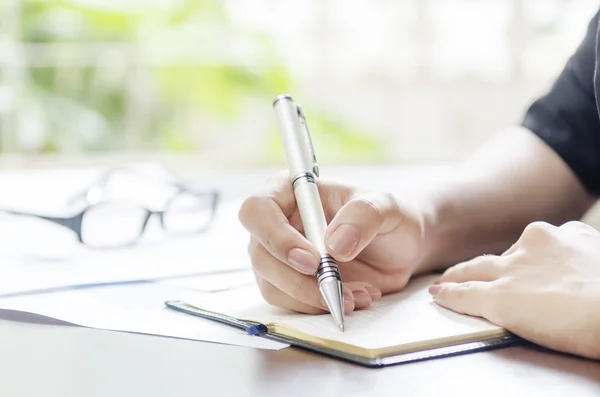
[266,322,511,359]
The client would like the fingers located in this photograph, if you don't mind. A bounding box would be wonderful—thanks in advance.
[251,240,381,313]
[324,191,403,262]
[239,179,320,275]
[438,254,507,284]
[346,281,383,304]
[255,276,354,314]
[431,254,506,320]
[255,277,380,315]
[240,173,389,314]
[429,281,492,318]
[250,238,321,307]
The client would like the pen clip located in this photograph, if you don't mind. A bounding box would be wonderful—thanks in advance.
[296,104,320,177]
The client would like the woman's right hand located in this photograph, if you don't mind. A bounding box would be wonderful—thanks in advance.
[238,172,436,315]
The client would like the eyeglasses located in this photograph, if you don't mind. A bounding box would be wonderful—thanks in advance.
[0,167,220,249]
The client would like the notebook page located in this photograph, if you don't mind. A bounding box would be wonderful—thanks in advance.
[182,274,503,350]
[274,274,502,349]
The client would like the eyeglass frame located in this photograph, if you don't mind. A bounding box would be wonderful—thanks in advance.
[1,165,221,248]
[0,189,220,248]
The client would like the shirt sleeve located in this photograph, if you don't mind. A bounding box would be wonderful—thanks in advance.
[521,10,600,195]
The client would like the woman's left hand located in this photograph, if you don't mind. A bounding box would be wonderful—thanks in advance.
[430,221,600,360]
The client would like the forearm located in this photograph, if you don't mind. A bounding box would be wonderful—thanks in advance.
[418,125,597,272]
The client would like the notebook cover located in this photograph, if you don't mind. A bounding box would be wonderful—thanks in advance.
[164,300,522,368]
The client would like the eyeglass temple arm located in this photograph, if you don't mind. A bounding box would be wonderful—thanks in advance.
[0,209,83,234]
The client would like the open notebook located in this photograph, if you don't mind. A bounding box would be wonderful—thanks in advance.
[165,274,519,367]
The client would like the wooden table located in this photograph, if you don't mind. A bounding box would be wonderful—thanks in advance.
[1,310,599,397]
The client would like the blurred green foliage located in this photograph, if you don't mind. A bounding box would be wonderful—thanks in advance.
[12,0,383,163]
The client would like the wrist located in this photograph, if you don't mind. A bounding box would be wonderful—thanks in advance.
[407,189,449,274]
[420,186,473,271]
[411,179,521,274]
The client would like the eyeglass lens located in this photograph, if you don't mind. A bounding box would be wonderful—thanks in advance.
[162,192,215,234]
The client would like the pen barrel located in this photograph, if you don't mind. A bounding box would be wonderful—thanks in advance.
[273,94,342,281]
[293,178,342,282]
[293,176,328,254]
[273,96,314,176]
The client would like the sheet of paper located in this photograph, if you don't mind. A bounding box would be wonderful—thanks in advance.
[0,281,287,350]
[187,274,503,350]
[156,270,256,292]
[0,166,286,351]
[0,199,252,297]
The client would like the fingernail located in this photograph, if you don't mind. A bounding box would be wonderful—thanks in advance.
[327,224,361,258]
[428,284,441,297]
[343,295,355,314]
[288,248,317,274]
[353,290,371,306]
[365,286,382,300]
[343,290,355,314]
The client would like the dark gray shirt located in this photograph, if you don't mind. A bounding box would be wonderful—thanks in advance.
[522,10,600,195]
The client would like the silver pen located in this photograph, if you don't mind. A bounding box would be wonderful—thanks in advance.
[272,94,345,332]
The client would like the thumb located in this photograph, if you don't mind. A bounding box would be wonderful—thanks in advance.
[324,191,403,262]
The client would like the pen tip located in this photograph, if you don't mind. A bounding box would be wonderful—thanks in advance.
[339,323,345,332]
